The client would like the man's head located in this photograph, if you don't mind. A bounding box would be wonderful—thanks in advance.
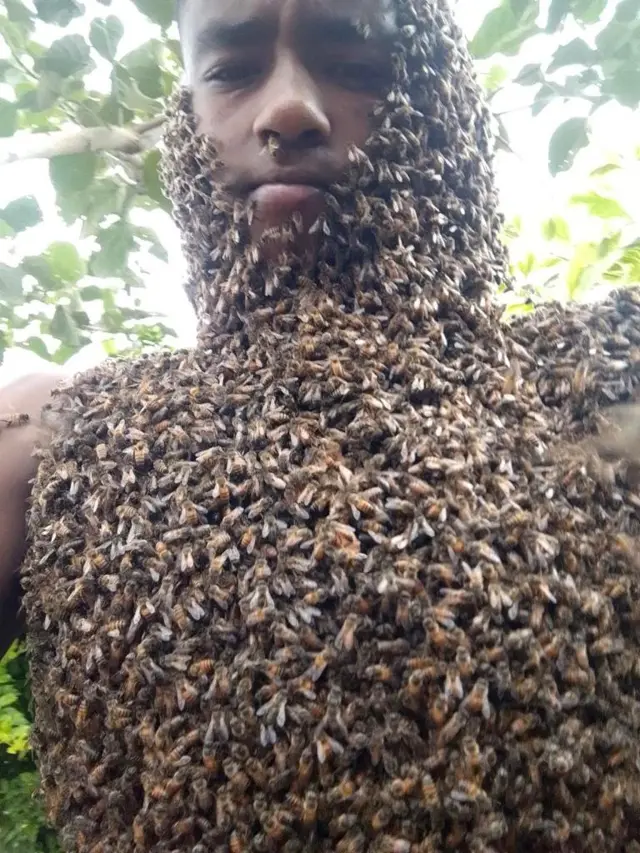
[178,0,398,253]
[163,0,507,335]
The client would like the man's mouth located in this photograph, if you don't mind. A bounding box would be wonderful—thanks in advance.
[249,182,323,213]
[247,176,329,228]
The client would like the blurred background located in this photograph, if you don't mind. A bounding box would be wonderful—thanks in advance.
[0,0,638,850]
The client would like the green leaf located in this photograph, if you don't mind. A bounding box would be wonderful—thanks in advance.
[0,196,42,232]
[143,149,171,212]
[110,64,160,114]
[518,251,537,277]
[50,305,81,347]
[546,0,571,31]
[590,162,621,177]
[130,0,174,29]
[614,0,640,23]
[90,220,135,277]
[547,38,597,73]
[36,35,92,79]
[602,65,640,109]
[469,0,540,59]
[483,64,509,93]
[566,242,598,300]
[89,15,124,61]
[569,191,630,219]
[99,94,134,126]
[596,232,622,259]
[24,336,50,360]
[4,0,33,26]
[49,151,98,194]
[21,255,56,289]
[44,241,86,283]
[532,82,556,116]
[34,0,84,26]
[542,216,570,241]
[548,116,589,175]
[515,63,543,85]
[0,264,23,304]
[80,285,105,301]
[572,0,607,23]
[120,40,164,99]
[0,99,17,137]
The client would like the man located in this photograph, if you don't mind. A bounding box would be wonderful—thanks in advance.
[6,0,640,851]
[0,372,65,654]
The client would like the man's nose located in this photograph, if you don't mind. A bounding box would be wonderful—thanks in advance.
[253,55,331,151]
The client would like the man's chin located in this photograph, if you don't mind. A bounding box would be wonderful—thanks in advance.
[251,223,321,268]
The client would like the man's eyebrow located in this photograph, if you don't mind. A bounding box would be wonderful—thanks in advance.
[193,17,278,58]
[192,11,397,60]
[296,12,398,45]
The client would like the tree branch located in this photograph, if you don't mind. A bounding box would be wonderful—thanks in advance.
[0,117,165,166]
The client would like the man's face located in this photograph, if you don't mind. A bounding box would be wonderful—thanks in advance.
[180,0,397,255]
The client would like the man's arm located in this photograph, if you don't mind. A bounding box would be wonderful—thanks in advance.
[0,373,65,656]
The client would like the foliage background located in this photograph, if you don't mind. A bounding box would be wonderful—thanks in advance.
[0,0,638,849]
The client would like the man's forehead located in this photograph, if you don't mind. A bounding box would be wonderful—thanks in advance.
[182,0,397,40]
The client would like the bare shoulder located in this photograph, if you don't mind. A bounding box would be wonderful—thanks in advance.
[0,371,67,654]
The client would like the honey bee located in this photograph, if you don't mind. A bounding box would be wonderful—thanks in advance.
[365,664,394,683]
[88,761,110,787]
[0,411,29,428]
[429,695,449,727]
[307,648,333,681]
[172,817,195,840]
[371,806,393,832]
[420,773,440,808]
[244,756,268,789]
[172,604,190,632]
[191,776,213,811]
[107,703,132,730]
[212,476,230,505]
[176,679,199,711]
[132,441,150,467]
[303,588,330,606]
[296,747,314,790]
[335,614,359,652]
[444,665,464,702]
[378,837,411,853]
[116,503,137,520]
[437,709,467,747]
[137,714,155,748]
[264,133,281,158]
[179,500,199,526]
[104,619,126,637]
[188,658,216,678]
[75,700,88,727]
[265,811,291,842]
[302,790,319,826]
[240,526,257,552]
[389,776,419,799]
[329,814,358,838]
[464,678,491,719]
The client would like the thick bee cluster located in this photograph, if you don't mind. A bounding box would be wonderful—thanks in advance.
[21,1,640,852]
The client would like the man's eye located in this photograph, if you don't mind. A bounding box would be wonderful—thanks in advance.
[203,64,262,87]
[326,61,389,91]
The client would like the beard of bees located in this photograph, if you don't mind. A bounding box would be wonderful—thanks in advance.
[161,0,508,344]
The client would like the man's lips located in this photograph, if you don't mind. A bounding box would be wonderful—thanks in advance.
[248,183,325,222]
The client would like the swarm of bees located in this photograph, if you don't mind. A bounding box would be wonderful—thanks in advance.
[21,0,640,852]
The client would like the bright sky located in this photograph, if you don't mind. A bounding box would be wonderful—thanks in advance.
[1,0,638,382]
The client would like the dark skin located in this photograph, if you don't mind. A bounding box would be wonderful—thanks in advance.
[0,373,65,656]
[181,0,396,250]
[0,0,397,653]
